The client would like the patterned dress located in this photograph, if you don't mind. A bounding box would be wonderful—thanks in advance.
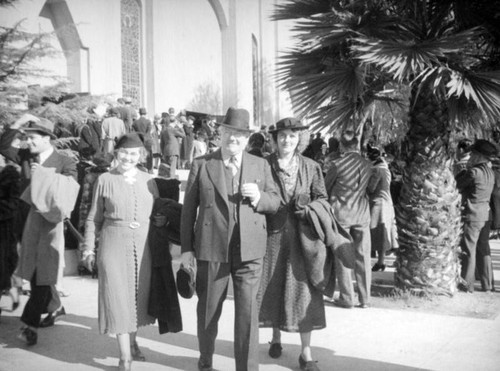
[258,153,327,332]
[83,168,158,334]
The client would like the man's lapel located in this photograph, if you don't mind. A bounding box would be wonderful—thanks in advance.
[206,150,229,209]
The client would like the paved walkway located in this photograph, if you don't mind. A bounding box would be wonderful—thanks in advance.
[1,170,499,371]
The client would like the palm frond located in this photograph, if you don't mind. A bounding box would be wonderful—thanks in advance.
[355,27,485,81]
[272,0,331,21]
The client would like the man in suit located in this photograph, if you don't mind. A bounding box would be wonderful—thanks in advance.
[160,115,185,178]
[456,139,496,292]
[16,118,79,345]
[180,107,280,371]
[133,107,154,172]
[325,130,373,308]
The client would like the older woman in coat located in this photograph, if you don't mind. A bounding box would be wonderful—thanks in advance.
[82,133,158,371]
[257,118,326,371]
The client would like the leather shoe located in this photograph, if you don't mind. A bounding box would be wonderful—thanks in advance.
[131,340,146,361]
[332,299,353,309]
[39,306,66,328]
[299,354,320,371]
[268,342,283,358]
[372,263,386,272]
[118,359,132,371]
[18,327,37,346]
[198,357,212,371]
[356,303,370,309]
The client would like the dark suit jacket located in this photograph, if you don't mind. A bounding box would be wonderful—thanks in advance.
[132,116,152,134]
[160,125,185,157]
[456,161,494,222]
[181,149,280,262]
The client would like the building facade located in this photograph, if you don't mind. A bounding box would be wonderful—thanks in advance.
[0,0,295,126]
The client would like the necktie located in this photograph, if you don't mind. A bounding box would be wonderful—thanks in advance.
[228,156,238,177]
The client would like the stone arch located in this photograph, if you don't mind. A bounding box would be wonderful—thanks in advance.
[39,0,89,92]
[207,0,228,30]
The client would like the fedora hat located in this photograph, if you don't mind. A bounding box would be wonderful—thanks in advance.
[472,139,498,158]
[176,264,196,299]
[218,107,252,132]
[268,117,308,133]
[22,118,56,139]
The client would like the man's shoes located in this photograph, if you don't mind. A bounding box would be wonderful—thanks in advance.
[198,357,213,371]
[372,263,386,272]
[356,303,370,309]
[299,354,320,371]
[131,340,146,361]
[18,327,37,346]
[268,342,283,358]
[332,299,353,309]
[457,283,473,293]
[39,306,66,328]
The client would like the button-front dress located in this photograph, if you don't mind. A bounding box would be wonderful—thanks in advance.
[84,168,158,334]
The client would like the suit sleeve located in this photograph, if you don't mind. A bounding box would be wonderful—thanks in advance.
[254,160,280,214]
[61,156,78,181]
[324,163,338,197]
[180,158,201,253]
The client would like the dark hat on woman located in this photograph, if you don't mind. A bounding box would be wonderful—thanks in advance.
[22,118,56,139]
[218,107,252,132]
[268,117,308,133]
[115,133,145,149]
[472,139,498,158]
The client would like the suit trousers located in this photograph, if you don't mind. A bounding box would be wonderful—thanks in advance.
[21,272,53,328]
[196,248,263,371]
[163,155,178,178]
[336,224,371,305]
[461,220,490,291]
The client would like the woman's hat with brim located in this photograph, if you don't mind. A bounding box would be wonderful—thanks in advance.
[268,117,308,133]
[115,133,145,149]
[218,107,253,133]
[22,118,57,139]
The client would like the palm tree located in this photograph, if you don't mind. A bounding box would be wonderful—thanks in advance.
[274,0,500,295]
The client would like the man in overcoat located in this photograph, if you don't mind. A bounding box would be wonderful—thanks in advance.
[180,107,280,371]
[325,130,373,308]
[456,139,496,292]
[16,119,78,345]
[160,116,185,178]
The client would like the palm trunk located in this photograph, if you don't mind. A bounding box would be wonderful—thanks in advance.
[394,87,462,296]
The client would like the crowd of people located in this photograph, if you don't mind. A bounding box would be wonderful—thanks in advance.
[0,101,498,371]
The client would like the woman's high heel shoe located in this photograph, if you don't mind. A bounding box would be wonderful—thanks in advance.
[9,287,21,311]
[118,359,132,371]
[372,263,386,272]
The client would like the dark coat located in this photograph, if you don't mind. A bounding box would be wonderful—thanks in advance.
[181,149,280,262]
[160,125,185,158]
[456,161,494,222]
[148,198,183,334]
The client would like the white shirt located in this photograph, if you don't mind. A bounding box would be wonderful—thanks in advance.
[38,146,54,165]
